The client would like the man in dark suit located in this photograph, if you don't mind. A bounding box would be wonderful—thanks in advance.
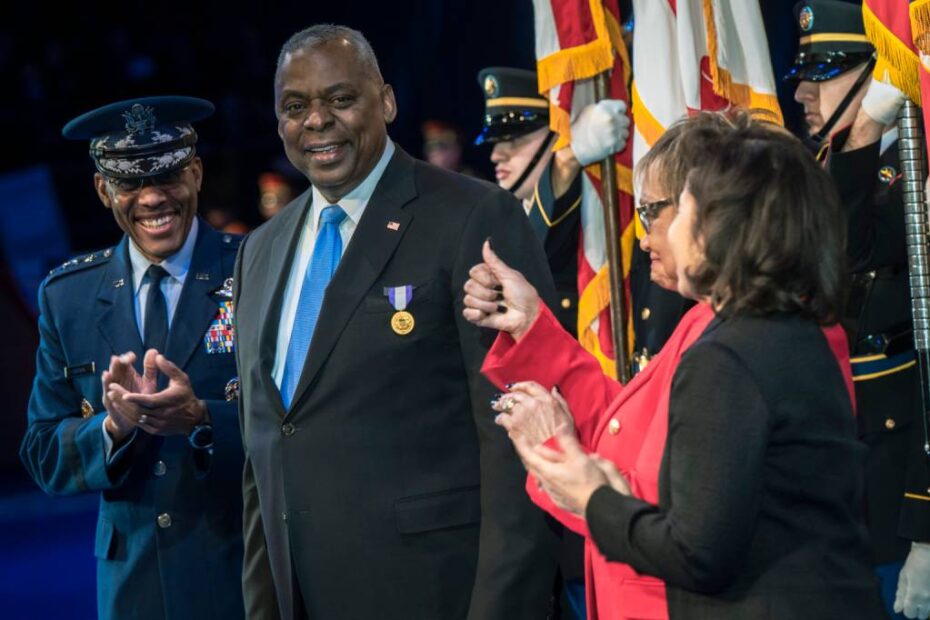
[235,24,559,620]
[20,97,244,620]
[786,2,930,618]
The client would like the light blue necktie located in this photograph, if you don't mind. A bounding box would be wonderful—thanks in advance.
[281,205,347,408]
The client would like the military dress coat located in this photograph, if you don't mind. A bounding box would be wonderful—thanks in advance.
[20,221,245,620]
[828,129,930,563]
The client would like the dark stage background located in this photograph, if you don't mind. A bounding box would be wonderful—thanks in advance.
[0,0,831,617]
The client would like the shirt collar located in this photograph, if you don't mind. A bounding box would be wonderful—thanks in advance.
[128,217,199,294]
[309,138,395,227]
[880,128,898,156]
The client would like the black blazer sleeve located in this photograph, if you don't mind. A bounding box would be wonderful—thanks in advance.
[584,340,768,593]
[451,187,561,619]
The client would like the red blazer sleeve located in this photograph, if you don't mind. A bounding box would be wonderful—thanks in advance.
[482,301,624,447]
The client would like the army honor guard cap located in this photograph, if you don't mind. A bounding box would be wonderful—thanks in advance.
[475,67,550,145]
[785,0,875,82]
[62,95,215,179]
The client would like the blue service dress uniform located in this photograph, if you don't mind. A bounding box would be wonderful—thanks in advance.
[20,221,245,620]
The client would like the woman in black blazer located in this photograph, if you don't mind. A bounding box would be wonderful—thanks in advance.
[513,114,886,619]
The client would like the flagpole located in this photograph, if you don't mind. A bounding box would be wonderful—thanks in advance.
[594,71,631,384]
[897,100,930,458]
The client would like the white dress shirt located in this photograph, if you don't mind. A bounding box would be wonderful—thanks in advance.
[272,139,396,389]
[127,216,199,337]
[103,217,199,456]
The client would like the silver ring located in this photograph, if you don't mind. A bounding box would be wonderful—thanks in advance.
[139,414,148,425]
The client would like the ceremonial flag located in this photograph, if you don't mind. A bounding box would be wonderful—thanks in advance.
[533,0,634,378]
[631,0,782,203]
[863,0,921,103]
[909,0,930,161]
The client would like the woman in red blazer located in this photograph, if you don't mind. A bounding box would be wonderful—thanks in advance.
[463,113,855,620]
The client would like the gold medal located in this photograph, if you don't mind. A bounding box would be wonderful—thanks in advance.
[391,310,415,335]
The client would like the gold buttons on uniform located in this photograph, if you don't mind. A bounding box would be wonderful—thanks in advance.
[156,513,172,529]
[885,418,896,430]
[641,307,651,321]
[80,398,94,419]
[608,419,621,435]
[561,298,571,309]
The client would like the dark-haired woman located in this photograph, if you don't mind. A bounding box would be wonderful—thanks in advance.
[499,120,885,618]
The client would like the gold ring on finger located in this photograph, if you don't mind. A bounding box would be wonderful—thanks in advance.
[502,398,515,413]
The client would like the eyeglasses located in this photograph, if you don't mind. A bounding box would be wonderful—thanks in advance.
[105,166,189,194]
[636,198,674,233]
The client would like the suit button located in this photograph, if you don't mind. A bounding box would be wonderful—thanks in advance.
[641,307,651,321]
[282,423,296,436]
[561,298,571,309]
[153,461,167,477]
[156,513,172,529]
[608,419,621,435]
[885,418,896,430]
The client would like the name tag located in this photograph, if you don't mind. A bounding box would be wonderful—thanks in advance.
[64,362,96,379]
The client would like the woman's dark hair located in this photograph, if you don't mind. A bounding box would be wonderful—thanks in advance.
[634,109,781,205]
[682,111,845,324]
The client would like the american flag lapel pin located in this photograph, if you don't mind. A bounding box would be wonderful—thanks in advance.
[387,221,400,231]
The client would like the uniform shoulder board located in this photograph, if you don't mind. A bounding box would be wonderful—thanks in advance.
[46,247,115,282]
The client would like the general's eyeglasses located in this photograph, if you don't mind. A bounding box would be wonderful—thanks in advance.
[636,198,674,233]
[105,166,189,194]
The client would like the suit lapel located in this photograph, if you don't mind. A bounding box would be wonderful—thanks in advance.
[96,237,144,357]
[258,190,313,417]
[164,222,223,372]
[287,149,417,416]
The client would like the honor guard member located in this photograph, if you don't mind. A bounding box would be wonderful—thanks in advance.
[788,3,930,618]
[476,67,688,370]
[20,97,245,620]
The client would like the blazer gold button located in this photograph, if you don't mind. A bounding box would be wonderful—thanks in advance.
[153,461,167,477]
[561,298,571,309]
[157,513,172,529]
[641,307,651,320]
[608,419,621,435]
[885,418,896,430]
[282,423,296,437]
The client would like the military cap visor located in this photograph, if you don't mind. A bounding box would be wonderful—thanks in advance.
[62,96,215,179]
[786,1,874,82]
[475,67,550,145]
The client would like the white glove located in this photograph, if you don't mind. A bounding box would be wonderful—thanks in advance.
[570,99,630,166]
[861,74,907,126]
[895,542,930,619]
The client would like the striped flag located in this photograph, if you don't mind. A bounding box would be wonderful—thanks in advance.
[533,0,634,379]
[631,0,782,218]
[914,0,930,159]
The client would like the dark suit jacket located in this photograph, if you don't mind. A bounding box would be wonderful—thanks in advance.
[828,132,930,563]
[234,147,559,620]
[584,313,884,619]
[20,221,244,620]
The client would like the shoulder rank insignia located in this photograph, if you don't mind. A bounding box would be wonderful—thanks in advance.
[47,247,115,279]
[204,300,235,354]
